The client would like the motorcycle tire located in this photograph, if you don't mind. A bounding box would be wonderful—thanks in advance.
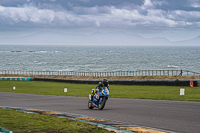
[88,100,94,109]
[98,98,106,110]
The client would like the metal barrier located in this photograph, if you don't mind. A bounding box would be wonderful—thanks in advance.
[0,70,200,77]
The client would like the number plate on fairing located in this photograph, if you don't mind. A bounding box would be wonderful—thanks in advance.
[95,94,99,99]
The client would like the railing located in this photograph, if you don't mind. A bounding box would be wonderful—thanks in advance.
[0,70,200,77]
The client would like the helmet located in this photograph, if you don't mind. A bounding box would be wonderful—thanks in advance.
[102,78,108,86]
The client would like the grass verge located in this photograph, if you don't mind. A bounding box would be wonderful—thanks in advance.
[0,81,200,101]
[0,108,112,133]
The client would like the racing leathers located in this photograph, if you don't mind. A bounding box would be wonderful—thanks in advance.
[92,81,109,96]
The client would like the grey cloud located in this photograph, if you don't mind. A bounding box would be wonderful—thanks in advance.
[0,0,142,8]
[0,0,200,33]
[0,0,28,7]
[72,5,111,15]
[0,0,197,10]
[0,5,95,28]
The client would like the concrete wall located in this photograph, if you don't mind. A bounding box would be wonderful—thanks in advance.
[34,78,200,87]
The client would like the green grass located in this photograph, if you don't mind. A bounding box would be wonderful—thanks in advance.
[0,108,111,133]
[0,80,200,101]
[111,85,200,101]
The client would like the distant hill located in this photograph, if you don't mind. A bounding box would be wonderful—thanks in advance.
[172,35,200,46]
[0,31,199,46]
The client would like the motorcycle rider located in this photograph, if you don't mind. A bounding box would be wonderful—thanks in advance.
[91,78,109,97]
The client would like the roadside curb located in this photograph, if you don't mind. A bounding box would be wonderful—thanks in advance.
[0,106,173,133]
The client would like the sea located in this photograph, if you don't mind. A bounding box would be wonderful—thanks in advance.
[0,45,200,73]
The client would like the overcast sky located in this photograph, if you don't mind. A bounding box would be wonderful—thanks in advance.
[0,0,200,41]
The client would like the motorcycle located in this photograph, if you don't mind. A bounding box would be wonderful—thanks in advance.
[88,86,110,110]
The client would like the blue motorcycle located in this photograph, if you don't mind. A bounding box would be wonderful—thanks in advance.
[88,86,110,110]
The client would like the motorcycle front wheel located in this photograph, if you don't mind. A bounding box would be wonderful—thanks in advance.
[98,98,106,110]
[88,100,94,109]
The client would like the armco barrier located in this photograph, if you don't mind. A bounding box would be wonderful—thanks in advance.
[0,77,32,81]
[34,78,200,87]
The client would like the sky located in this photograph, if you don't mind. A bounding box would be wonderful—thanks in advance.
[0,0,200,41]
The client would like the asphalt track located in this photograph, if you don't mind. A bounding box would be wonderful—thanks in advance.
[0,92,200,133]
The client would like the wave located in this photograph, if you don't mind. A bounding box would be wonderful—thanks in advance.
[167,65,178,68]
[38,51,48,53]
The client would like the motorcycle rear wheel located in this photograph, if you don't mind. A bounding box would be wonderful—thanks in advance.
[88,100,94,109]
[98,98,106,110]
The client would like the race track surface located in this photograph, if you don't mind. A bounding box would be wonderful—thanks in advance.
[0,92,200,133]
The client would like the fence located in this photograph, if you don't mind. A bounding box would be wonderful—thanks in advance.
[0,70,200,77]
